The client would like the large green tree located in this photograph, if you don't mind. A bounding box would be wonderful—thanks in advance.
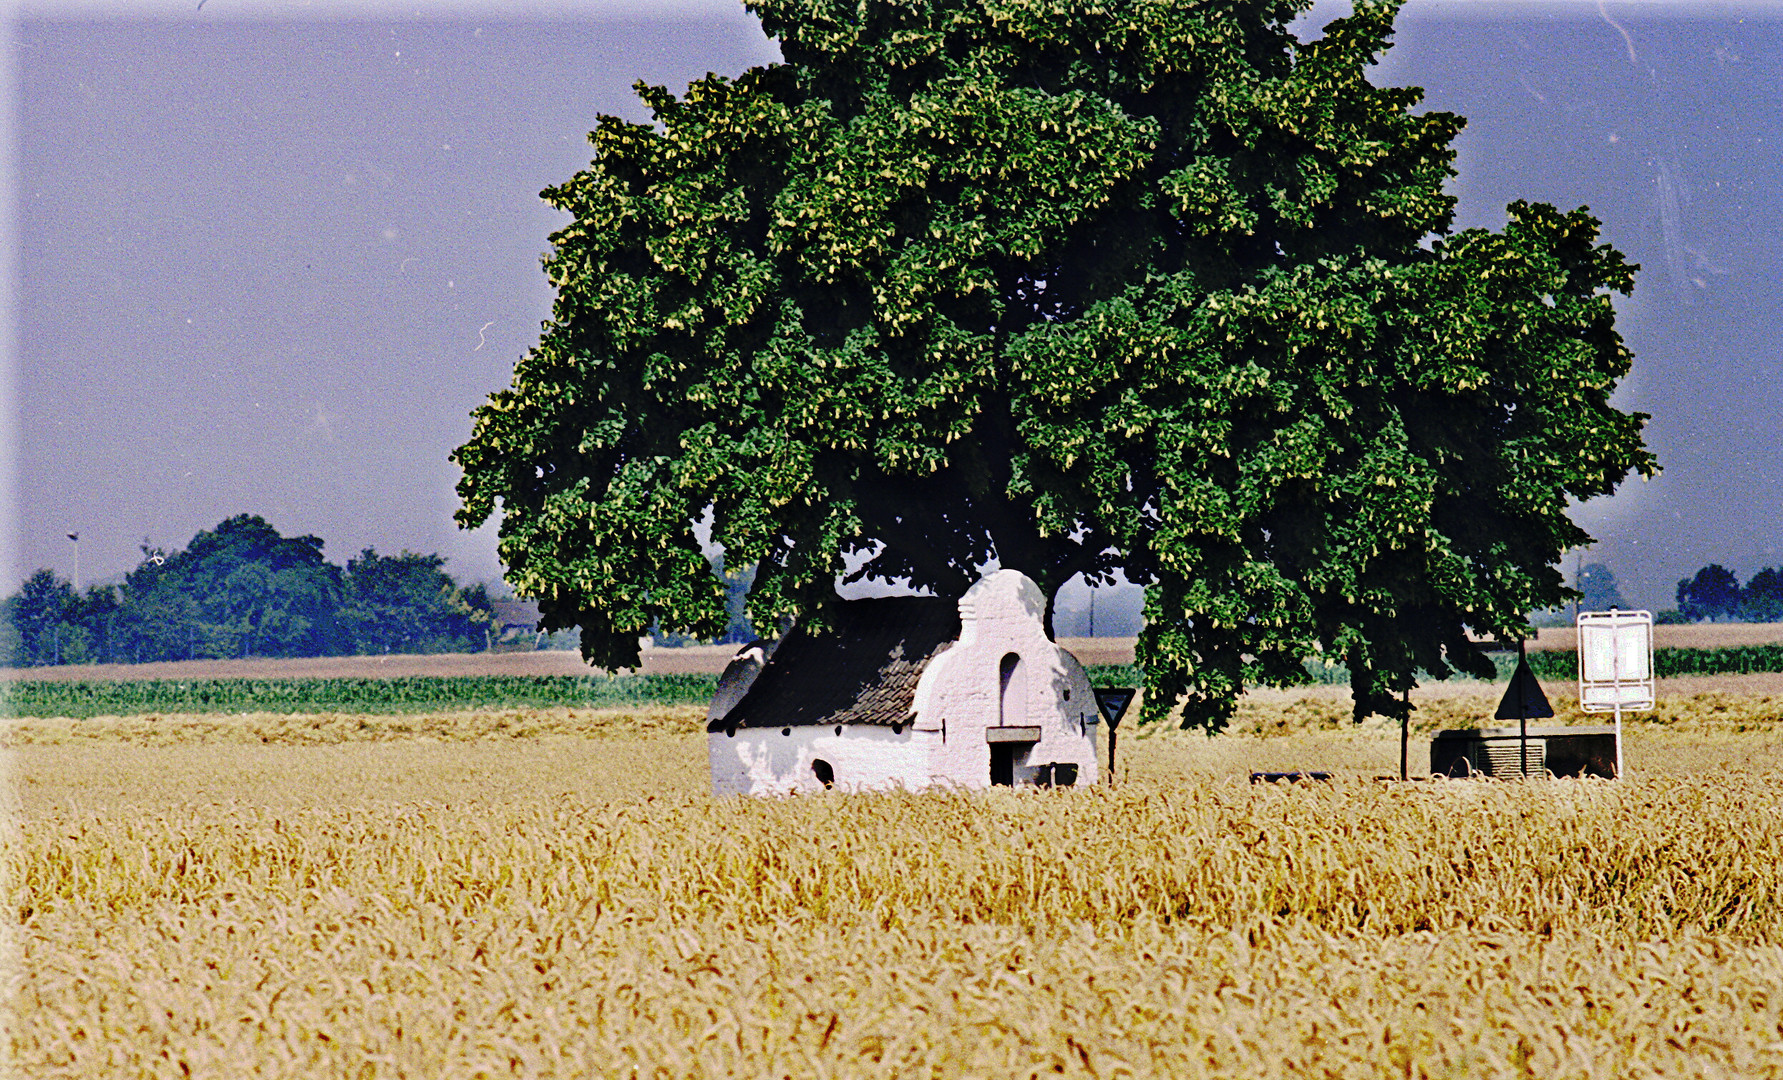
[454,0,1655,729]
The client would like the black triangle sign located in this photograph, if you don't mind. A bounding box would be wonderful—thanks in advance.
[1494,654,1555,721]
[1094,687,1137,729]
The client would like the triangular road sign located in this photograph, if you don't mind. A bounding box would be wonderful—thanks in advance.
[1494,653,1555,721]
[1094,687,1137,729]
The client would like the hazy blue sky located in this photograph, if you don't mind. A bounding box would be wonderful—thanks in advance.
[4,0,1779,615]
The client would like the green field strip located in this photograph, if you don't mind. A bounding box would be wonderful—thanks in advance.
[0,673,722,719]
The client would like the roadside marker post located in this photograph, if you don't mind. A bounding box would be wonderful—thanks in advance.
[1094,688,1137,784]
[1495,639,1555,776]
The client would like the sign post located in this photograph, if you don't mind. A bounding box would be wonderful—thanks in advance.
[1094,688,1137,785]
[1495,639,1555,776]
[1576,609,1654,778]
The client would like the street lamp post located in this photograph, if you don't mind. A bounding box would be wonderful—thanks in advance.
[67,532,80,593]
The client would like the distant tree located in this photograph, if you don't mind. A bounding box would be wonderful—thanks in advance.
[718,559,758,645]
[652,557,759,647]
[1676,564,1741,623]
[1740,567,1783,623]
[454,583,502,649]
[115,515,345,660]
[115,547,200,663]
[1576,563,1627,612]
[1653,609,1690,625]
[0,571,124,666]
[0,607,18,663]
[72,585,123,665]
[449,0,1651,728]
[7,522,498,665]
[340,548,495,654]
[4,569,79,666]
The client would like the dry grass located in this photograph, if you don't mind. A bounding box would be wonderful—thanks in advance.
[1227,678,1783,737]
[1524,621,1783,652]
[12,687,1783,1078]
[1,705,707,748]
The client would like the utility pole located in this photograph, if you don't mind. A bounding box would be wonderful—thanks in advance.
[67,532,80,592]
[1573,547,1584,626]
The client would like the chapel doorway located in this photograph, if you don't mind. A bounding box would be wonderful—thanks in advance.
[990,743,1018,786]
[991,652,1027,785]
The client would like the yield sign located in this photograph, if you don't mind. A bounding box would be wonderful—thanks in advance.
[1494,653,1554,721]
[1094,687,1137,729]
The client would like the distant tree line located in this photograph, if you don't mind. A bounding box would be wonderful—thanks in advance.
[1537,561,1783,627]
[1,515,502,667]
[1667,564,1783,624]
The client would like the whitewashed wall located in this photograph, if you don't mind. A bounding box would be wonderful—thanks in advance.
[708,724,940,796]
[913,570,1100,789]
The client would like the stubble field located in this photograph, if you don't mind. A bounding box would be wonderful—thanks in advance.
[9,676,1783,1078]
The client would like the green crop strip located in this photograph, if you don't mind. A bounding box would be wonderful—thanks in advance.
[1,674,721,719]
[1522,645,1783,681]
[5,665,1148,720]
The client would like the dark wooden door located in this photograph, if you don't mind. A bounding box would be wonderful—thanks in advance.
[990,743,1016,786]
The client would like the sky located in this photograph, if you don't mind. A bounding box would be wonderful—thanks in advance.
[3,0,1779,618]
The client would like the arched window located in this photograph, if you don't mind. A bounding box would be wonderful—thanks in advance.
[999,652,1025,727]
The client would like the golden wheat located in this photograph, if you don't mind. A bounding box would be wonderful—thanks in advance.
[12,696,1783,1078]
[16,909,1783,1078]
[25,779,1783,940]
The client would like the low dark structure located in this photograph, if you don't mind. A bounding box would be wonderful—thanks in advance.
[1249,771,1333,784]
[1430,726,1619,779]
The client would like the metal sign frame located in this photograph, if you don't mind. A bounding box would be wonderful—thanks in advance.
[1576,609,1654,779]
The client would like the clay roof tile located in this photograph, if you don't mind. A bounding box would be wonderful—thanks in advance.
[708,596,957,732]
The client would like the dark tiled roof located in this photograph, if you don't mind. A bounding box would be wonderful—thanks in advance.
[490,599,540,630]
[707,596,958,732]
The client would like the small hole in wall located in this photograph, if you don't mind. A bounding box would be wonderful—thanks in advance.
[834,726,843,736]
[1064,688,1070,701]
[782,727,792,736]
[726,727,736,738]
[891,722,903,734]
[812,759,835,789]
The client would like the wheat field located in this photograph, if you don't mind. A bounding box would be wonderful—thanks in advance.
[10,683,1783,1078]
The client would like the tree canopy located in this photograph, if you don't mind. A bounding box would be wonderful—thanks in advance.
[1741,567,1783,623]
[454,0,1656,728]
[1576,562,1627,614]
[341,548,499,656]
[1676,564,1741,624]
[124,514,347,659]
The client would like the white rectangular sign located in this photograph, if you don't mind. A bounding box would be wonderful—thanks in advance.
[1577,609,1655,712]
